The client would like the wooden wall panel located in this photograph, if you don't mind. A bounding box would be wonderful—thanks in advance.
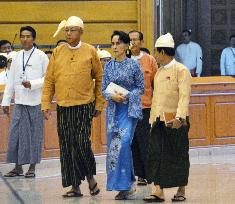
[91,114,102,153]
[100,110,107,153]
[189,104,207,139]
[0,1,137,23]
[0,115,10,153]
[1,77,235,162]
[43,111,59,150]
[188,95,211,146]
[214,102,235,138]
[0,0,156,52]
[91,107,107,154]
[137,0,155,53]
[0,23,137,46]
[0,0,155,162]
[0,92,10,162]
[211,96,235,145]
[0,0,139,50]
[0,0,154,162]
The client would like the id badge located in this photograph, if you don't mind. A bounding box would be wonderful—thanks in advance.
[20,73,27,81]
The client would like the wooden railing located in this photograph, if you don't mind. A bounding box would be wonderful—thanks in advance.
[1,77,235,162]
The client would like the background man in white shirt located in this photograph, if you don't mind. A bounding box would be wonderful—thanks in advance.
[1,26,49,178]
[0,53,8,79]
[176,29,202,77]
[0,51,17,85]
[0,40,13,54]
[220,34,235,75]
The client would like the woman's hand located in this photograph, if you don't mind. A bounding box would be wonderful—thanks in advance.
[111,92,126,103]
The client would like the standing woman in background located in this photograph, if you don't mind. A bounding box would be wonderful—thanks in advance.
[102,30,144,200]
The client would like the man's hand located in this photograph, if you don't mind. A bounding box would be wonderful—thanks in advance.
[22,81,31,89]
[42,110,52,120]
[93,110,102,117]
[2,106,10,116]
[111,92,126,103]
[166,118,182,129]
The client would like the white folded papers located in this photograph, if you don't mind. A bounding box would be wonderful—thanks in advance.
[105,82,129,96]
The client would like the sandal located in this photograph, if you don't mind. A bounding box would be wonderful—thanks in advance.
[115,191,127,200]
[137,177,147,186]
[143,194,165,202]
[63,190,83,198]
[89,182,100,196]
[171,195,186,202]
[24,170,36,178]
[4,168,24,177]
[124,188,136,200]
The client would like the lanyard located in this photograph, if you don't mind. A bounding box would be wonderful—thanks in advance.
[4,69,8,78]
[230,48,235,59]
[22,47,35,74]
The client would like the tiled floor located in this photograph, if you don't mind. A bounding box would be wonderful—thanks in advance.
[1,146,235,204]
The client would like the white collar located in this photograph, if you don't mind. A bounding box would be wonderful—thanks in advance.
[182,41,192,46]
[1,69,9,78]
[164,59,176,69]
[67,41,82,49]
[131,51,144,60]
[23,46,35,54]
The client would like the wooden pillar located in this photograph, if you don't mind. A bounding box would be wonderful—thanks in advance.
[137,0,155,53]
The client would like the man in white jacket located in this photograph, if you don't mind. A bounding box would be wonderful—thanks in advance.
[176,29,202,77]
[1,26,49,178]
[220,34,235,75]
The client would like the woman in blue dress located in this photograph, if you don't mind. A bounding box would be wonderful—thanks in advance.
[102,31,144,200]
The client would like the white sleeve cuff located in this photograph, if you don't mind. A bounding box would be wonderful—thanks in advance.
[1,93,12,106]
[30,77,44,90]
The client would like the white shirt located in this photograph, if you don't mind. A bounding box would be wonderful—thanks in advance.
[67,41,82,49]
[0,70,9,85]
[220,47,235,75]
[1,47,49,106]
[131,51,144,60]
[176,41,203,76]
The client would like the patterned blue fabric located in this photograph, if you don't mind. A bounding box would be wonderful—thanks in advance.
[106,104,138,191]
[102,58,144,133]
[102,58,144,191]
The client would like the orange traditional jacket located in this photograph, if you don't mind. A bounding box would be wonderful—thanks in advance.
[41,43,105,111]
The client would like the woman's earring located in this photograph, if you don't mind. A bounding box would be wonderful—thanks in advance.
[126,49,132,58]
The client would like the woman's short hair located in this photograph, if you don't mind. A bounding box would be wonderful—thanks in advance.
[156,47,175,56]
[111,30,130,44]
